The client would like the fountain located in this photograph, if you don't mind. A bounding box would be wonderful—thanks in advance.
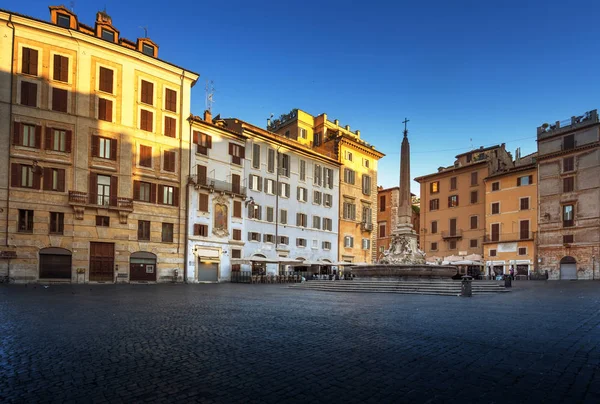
[351,119,457,279]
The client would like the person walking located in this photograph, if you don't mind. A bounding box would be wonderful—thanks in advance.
[509,266,515,281]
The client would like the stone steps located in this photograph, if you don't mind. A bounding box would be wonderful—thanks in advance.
[289,280,509,296]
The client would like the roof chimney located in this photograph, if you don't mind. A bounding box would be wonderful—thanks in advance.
[356,130,360,137]
[204,110,212,123]
[334,119,339,125]
[345,125,350,131]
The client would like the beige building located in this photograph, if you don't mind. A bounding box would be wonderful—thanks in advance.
[0,6,198,282]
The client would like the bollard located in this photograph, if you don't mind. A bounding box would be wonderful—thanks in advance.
[461,275,473,297]
[504,275,512,288]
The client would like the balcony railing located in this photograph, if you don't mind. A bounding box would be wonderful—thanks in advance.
[68,191,133,211]
[441,230,463,239]
[537,109,598,136]
[188,175,246,197]
[484,231,534,243]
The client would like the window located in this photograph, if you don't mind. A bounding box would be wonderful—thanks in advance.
[20,81,37,107]
[280,209,288,225]
[22,47,38,76]
[101,28,115,42]
[470,190,478,204]
[431,221,438,234]
[160,185,177,206]
[49,212,64,235]
[563,134,575,150]
[314,164,322,185]
[267,149,275,173]
[563,177,574,193]
[51,88,68,113]
[249,175,262,192]
[449,218,457,236]
[380,195,386,211]
[233,201,242,218]
[344,236,354,248]
[323,167,334,189]
[233,229,242,241]
[57,13,71,28]
[563,235,574,244]
[448,240,456,250]
[379,222,386,238]
[163,151,176,172]
[563,204,574,227]
[299,160,306,181]
[296,213,308,227]
[322,241,331,250]
[520,197,530,210]
[470,216,478,230]
[489,249,497,257]
[98,67,113,93]
[429,199,439,211]
[266,207,274,223]
[142,43,154,56]
[279,182,290,198]
[313,191,322,205]
[362,206,372,223]
[298,128,307,139]
[199,194,209,212]
[97,175,111,206]
[248,204,261,220]
[362,174,372,195]
[252,144,261,169]
[284,130,290,138]
[164,89,177,112]
[98,98,113,122]
[470,239,478,248]
[430,181,439,194]
[193,224,209,237]
[139,145,152,168]
[297,187,308,202]
[491,223,500,242]
[193,132,212,155]
[363,158,370,168]
[15,123,38,148]
[343,202,356,220]
[18,209,34,233]
[248,232,260,242]
[47,128,70,152]
[96,216,110,227]
[265,179,275,195]
[140,110,153,132]
[140,80,153,105]
[53,55,69,82]
[563,157,575,172]
[312,216,321,229]
[518,247,527,255]
[323,218,332,231]
[362,239,371,250]
[471,172,478,186]
[162,223,174,242]
[279,154,290,176]
[44,168,65,192]
[296,238,307,247]
[133,181,153,203]
[230,250,242,260]
[450,177,457,190]
[491,202,500,215]
[91,136,116,160]
[448,195,459,208]
[137,220,151,240]
[264,234,275,243]
[278,236,289,245]
[517,175,533,186]
[314,132,322,146]
[344,169,356,184]
[492,181,500,191]
[431,242,438,251]
[345,151,353,162]
[230,143,245,165]
[324,194,333,207]
[196,164,207,186]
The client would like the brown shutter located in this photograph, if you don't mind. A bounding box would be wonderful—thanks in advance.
[89,173,97,204]
[43,167,52,190]
[22,48,30,74]
[133,180,140,200]
[240,146,245,159]
[228,143,234,156]
[32,167,41,190]
[528,175,533,184]
[141,81,153,104]
[53,55,60,81]
[20,82,28,106]
[11,163,20,187]
[13,122,21,145]
[91,135,99,157]
[165,89,177,112]
[517,177,521,186]
[199,194,208,212]
[198,165,207,185]
[99,67,113,93]
[193,131,199,144]
[110,138,117,161]
[233,200,241,218]
[65,130,72,152]
[45,127,52,150]
[106,99,113,122]
[35,125,42,149]
[193,224,200,236]
[173,187,179,207]
[232,174,240,194]
[110,175,118,206]
[29,82,37,107]
[149,183,157,203]
[58,169,66,192]
[98,98,106,120]
[157,185,164,204]
[206,135,212,149]
[29,49,38,76]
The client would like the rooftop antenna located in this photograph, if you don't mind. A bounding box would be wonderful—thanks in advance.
[139,26,148,38]
[470,138,473,150]
[205,80,215,113]
[70,1,75,12]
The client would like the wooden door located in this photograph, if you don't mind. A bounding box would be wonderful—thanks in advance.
[449,218,457,236]
[520,220,529,240]
[89,242,114,281]
[232,174,240,194]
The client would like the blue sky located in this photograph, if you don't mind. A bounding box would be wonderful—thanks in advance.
[14,0,600,195]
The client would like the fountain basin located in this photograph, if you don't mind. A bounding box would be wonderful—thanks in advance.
[349,264,457,280]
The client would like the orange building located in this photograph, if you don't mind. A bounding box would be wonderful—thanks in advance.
[376,186,419,260]
[415,145,513,261]
[483,153,538,278]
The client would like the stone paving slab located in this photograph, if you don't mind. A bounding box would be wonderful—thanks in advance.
[0,281,599,403]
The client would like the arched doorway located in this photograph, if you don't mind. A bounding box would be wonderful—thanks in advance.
[130,252,157,282]
[39,248,72,280]
[560,256,577,280]
[251,254,266,275]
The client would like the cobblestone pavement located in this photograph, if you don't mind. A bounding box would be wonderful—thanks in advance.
[1,281,600,403]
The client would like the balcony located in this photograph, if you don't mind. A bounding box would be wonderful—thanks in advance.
[361,222,373,232]
[441,230,462,239]
[68,191,133,222]
[188,175,246,197]
[483,231,534,243]
[537,109,598,138]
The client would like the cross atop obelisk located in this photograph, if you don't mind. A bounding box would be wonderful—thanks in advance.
[402,118,409,137]
[397,117,413,229]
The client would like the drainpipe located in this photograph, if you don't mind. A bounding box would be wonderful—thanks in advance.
[275,146,282,274]
[180,71,188,284]
[183,116,194,284]
[5,14,15,247]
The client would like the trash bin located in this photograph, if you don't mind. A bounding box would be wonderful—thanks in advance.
[504,275,512,288]
[461,275,473,297]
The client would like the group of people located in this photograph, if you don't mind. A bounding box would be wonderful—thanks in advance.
[489,266,517,280]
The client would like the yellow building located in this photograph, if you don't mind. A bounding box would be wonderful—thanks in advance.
[269,109,384,263]
[0,6,198,282]
[483,153,538,278]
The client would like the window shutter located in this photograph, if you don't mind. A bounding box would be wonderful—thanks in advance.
[45,128,52,150]
[199,194,209,212]
[43,167,52,190]
[58,169,65,192]
[35,125,42,149]
[257,176,263,192]
[198,165,207,185]
[528,175,533,184]
[29,48,38,75]
[133,180,141,200]
[517,177,521,186]
[173,187,179,207]
[156,185,164,205]
[268,149,275,172]
[297,187,300,200]
[98,98,106,120]
[234,201,241,218]
[193,131,199,144]
[296,213,301,226]
[228,143,234,156]
[150,183,157,203]
[110,176,118,206]
[10,163,20,187]
[91,135,99,157]
[193,224,200,236]
[65,130,72,152]
[13,122,21,145]
[263,178,269,192]
[239,146,245,159]
[110,138,117,161]
[32,165,41,189]
[89,173,98,204]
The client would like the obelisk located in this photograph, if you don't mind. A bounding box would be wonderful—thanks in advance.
[396,119,413,232]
